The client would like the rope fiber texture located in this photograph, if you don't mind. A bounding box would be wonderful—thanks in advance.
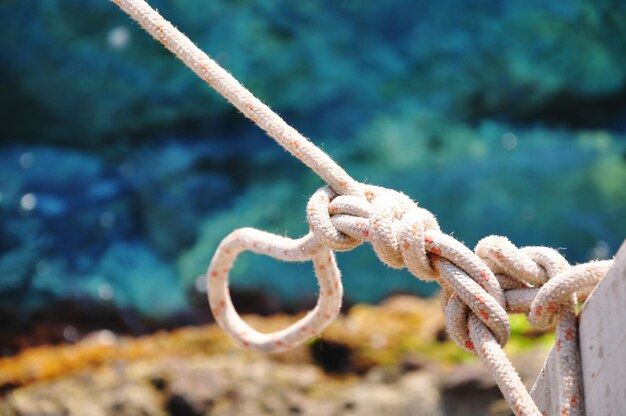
[113,1,616,414]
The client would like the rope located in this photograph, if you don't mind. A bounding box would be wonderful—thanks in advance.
[113,1,615,415]
[110,0,361,197]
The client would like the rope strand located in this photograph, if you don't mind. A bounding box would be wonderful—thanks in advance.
[112,2,617,415]
[112,0,362,197]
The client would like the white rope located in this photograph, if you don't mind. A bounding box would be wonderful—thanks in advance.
[110,0,361,198]
[113,2,616,415]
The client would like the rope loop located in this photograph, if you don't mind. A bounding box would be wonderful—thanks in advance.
[207,228,342,353]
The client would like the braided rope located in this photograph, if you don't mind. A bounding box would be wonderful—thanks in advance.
[113,1,616,414]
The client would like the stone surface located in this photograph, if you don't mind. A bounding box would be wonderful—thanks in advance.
[0,348,550,415]
[0,296,552,416]
[0,354,453,416]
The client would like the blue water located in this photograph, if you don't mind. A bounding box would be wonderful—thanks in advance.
[0,0,625,326]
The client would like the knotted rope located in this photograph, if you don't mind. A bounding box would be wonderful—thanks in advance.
[113,1,615,414]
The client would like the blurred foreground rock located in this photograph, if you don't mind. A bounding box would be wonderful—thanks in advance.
[2,356,440,416]
[0,296,549,416]
[0,350,546,416]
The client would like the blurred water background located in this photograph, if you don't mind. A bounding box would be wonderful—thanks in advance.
[1,0,625,354]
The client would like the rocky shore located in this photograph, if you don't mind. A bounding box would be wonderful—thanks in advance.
[0,297,549,415]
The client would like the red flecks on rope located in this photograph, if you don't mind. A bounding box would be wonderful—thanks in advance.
[113,1,616,415]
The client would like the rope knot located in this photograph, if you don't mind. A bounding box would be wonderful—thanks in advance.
[307,184,511,350]
[306,185,441,280]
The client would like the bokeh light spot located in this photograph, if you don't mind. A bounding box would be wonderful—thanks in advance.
[99,211,116,228]
[20,193,37,211]
[19,152,34,169]
[501,132,518,150]
[98,283,114,301]
[108,26,130,50]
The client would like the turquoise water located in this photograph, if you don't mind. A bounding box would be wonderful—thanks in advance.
[0,1,625,330]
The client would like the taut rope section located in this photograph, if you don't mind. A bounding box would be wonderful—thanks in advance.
[113,1,615,415]
[110,0,360,197]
